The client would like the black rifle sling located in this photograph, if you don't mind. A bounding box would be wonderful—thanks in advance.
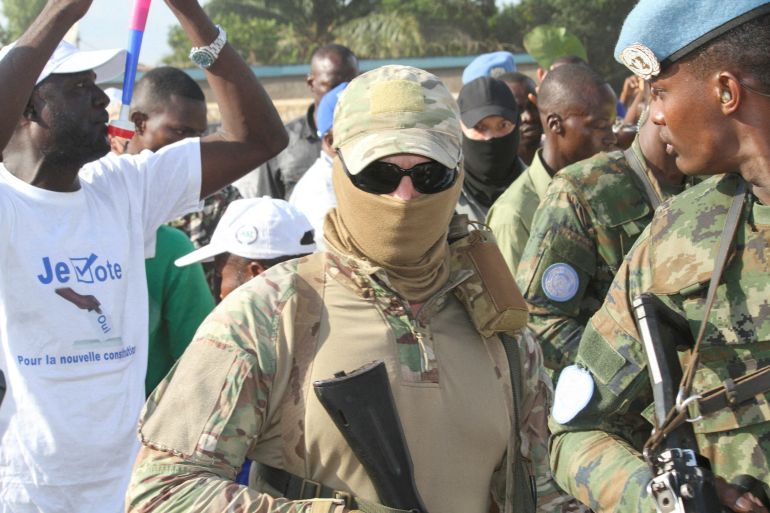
[623,147,662,211]
[646,176,747,452]
[499,333,536,513]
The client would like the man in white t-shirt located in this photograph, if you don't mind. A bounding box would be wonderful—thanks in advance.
[0,1,287,512]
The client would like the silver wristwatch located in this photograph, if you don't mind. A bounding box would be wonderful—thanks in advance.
[189,25,227,69]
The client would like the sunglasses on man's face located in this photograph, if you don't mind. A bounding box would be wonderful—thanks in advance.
[339,152,458,195]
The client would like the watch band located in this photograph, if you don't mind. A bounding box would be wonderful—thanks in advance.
[189,25,227,69]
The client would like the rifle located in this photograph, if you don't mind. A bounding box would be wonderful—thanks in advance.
[313,360,429,513]
[632,293,722,513]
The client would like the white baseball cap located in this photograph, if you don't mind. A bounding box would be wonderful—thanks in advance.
[175,198,317,267]
[0,40,126,85]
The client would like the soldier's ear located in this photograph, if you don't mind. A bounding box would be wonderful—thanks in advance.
[546,113,564,134]
[717,72,741,114]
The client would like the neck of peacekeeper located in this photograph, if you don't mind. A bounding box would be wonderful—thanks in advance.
[539,141,562,178]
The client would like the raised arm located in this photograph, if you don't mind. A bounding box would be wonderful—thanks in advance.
[0,0,92,153]
[164,0,288,199]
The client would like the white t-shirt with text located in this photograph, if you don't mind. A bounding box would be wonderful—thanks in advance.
[0,138,202,513]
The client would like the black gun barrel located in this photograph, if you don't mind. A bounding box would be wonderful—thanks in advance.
[313,361,428,513]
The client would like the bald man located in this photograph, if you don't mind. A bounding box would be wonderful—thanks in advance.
[235,44,358,200]
[487,63,617,274]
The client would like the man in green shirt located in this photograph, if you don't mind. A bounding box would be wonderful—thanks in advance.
[487,63,617,274]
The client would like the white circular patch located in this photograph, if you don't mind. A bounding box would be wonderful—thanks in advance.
[235,225,258,245]
[620,43,661,80]
[552,365,595,424]
[541,263,579,302]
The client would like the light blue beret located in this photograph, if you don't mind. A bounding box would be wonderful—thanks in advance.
[615,0,770,79]
[462,51,517,84]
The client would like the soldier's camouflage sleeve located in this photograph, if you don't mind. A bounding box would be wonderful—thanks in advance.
[125,261,343,513]
[516,176,597,374]
[511,327,574,512]
[549,225,658,513]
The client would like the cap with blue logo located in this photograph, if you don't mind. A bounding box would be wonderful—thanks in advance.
[316,81,348,139]
[462,51,517,84]
[615,1,770,79]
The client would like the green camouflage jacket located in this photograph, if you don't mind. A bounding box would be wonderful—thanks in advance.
[126,246,567,513]
[550,173,770,512]
[516,139,686,375]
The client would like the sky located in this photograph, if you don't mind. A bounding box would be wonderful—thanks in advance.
[8,0,519,67]
[76,1,184,66]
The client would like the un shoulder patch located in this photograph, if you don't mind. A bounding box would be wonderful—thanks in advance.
[541,263,579,302]
[552,364,595,424]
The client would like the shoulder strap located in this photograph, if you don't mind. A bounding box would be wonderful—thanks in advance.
[623,147,662,210]
[499,333,536,513]
[646,176,747,452]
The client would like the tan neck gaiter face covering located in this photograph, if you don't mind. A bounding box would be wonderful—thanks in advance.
[324,158,463,303]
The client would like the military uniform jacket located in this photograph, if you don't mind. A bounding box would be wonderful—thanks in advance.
[550,173,770,512]
[516,139,684,374]
[126,249,564,513]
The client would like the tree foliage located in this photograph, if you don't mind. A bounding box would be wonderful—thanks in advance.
[1,0,46,43]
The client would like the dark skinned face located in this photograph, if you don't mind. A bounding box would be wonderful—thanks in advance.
[307,55,356,106]
[129,95,207,153]
[507,81,542,146]
[649,63,726,175]
[558,85,618,163]
[34,70,111,168]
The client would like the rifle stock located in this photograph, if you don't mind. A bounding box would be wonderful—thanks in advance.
[313,360,428,513]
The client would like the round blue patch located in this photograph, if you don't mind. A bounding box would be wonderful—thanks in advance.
[541,263,579,302]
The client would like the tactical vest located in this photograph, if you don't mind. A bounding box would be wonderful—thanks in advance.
[250,229,536,513]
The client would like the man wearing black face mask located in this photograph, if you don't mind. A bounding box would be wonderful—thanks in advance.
[456,77,526,222]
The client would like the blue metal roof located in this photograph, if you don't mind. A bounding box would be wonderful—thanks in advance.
[161,53,535,81]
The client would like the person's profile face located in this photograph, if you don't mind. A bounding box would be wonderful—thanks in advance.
[648,63,726,176]
[35,70,112,164]
[560,85,617,162]
[137,95,207,152]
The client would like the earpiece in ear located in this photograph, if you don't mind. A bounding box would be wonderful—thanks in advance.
[721,90,732,103]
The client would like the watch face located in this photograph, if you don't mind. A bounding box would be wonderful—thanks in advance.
[192,50,215,69]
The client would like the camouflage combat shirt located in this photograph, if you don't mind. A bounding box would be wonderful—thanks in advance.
[516,138,686,375]
[126,248,566,513]
[550,173,770,512]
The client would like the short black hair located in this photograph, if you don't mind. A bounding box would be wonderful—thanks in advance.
[685,13,770,90]
[551,54,588,69]
[498,72,536,92]
[131,66,205,115]
[310,44,358,79]
[538,63,610,115]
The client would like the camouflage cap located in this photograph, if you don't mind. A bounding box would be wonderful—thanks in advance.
[332,65,462,175]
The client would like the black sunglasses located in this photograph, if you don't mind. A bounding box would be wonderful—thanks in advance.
[338,151,458,195]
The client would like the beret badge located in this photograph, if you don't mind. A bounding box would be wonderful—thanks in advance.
[620,43,661,80]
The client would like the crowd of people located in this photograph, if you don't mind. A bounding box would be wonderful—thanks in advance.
[1,0,770,512]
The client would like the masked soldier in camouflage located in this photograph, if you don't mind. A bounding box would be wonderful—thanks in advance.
[126,65,567,513]
[549,1,770,512]
[516,110,688,378]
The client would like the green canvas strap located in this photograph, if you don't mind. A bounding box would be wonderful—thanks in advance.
[623,147,662,210]
[500,333,536,513]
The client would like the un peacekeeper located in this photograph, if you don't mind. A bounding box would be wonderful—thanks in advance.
[516,109,688,376]
[126,65,568,513]
[549,1,770,512]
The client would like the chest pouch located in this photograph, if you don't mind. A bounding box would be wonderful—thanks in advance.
[450,228,529,338]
